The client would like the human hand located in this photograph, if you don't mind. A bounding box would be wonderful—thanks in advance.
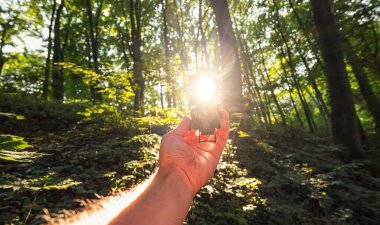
[158,110,230,195]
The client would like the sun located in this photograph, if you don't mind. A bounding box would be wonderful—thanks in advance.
[192,76,217,102]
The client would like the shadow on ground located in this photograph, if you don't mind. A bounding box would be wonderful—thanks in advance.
[231,130,380,225]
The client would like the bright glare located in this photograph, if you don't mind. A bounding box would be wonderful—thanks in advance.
[193,76,216,101]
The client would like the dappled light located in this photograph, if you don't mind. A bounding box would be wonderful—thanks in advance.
[1,0,380,224]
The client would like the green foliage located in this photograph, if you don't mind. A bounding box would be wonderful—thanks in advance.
[0,127,162,224]
[187,141,267,225]
[0,134,42,163]
[0,53,45,94]
[0,135,31,151]
[1,97,380,224]
[232,131,380,225]
[134,107,183,134]
[0,93,85,136]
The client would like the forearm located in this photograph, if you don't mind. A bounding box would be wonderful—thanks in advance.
[50,169,194,225]
[109,168,194,225]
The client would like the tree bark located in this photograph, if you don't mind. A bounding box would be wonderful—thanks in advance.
[162,0,174,108]
[343,37,380,132]
[42,0,56,100]
[129,0,144,113]
[288,0,324,68]
[274,5,316,133]
[209,0,242,112]
[52,0,65,102]
[0,26,6,75]
[85,0,103,103]
[310,0,363,159]
[238,35,266,126]
[0,21,11,76]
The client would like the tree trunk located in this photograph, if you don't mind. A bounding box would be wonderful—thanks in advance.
[130,0,144,113]
[0,61,4,76]
[209,0,242,112]
[252,32,287,128]
[277,23,316,133]
[85,0,103,103]
[52,0,64,102]
[289,88,304,128]
[173,0,188,71]
[238,35,265,126]
[162,0,173,108]
[42,0,56,100]
[262,89,273,125]
[288,0,324,68]
[310,0,363,159]
[0,23,8,76]
[343,37,380,132]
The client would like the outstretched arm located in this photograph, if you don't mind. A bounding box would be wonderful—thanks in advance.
[110,110,229,225]
[51,110,229,225]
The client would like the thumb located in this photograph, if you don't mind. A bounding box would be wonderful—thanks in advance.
[172,116,191,137]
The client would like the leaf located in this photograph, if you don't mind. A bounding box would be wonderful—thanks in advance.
[0,135,32,151]
[16,115,25,120]
[0,150,46,163]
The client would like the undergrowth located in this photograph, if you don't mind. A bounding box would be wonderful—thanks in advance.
[1,94,379,225]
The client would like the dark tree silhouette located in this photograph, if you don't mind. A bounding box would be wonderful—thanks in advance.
[209,0,242,112]
[310,0,363,159]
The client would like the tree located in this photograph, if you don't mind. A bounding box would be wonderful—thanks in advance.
[42,0,57,100]
[0,5,26,76]
[52,0,65,102]
[161,0,174,108]
[209,0,242,112]
[310,0,363,159]
[85,0,104,103]
[343,37,380,133]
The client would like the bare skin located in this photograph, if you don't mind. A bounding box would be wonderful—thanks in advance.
[51,110,229,225]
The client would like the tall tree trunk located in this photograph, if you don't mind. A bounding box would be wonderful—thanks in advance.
[288,0,324,68]
[278,46,313,131]
[85,0,103,103]
[43,0,57,100]
[262,89,273,125]
[238,35,266,126]
[209,0,242,112]
[198,0,210,68]
[129,0,144,113]
[276,14,316,133]
[52,0,64,102]
[310,0,363,159]
[289,88,304,129]
[118,0,144,113]
[358,3,380,78]
[240,51,262,126]
[0,23,9,76]
[252,32,287,128]
[162,0,173,108]
[0,61,4,76]
[173,0,188,71]
[298,49,330,125]
[343,37,380,132]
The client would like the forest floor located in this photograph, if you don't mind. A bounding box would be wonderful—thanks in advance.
[1,96,380,225]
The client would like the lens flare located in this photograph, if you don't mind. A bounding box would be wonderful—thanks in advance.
[193,76,216,101]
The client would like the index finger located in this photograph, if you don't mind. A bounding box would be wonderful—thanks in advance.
[215,110,230,153]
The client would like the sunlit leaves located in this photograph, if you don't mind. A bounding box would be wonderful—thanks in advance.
[0,135,32,151]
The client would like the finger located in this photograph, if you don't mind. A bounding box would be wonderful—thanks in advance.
[171,116,191,137]
[215,110,230,150]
